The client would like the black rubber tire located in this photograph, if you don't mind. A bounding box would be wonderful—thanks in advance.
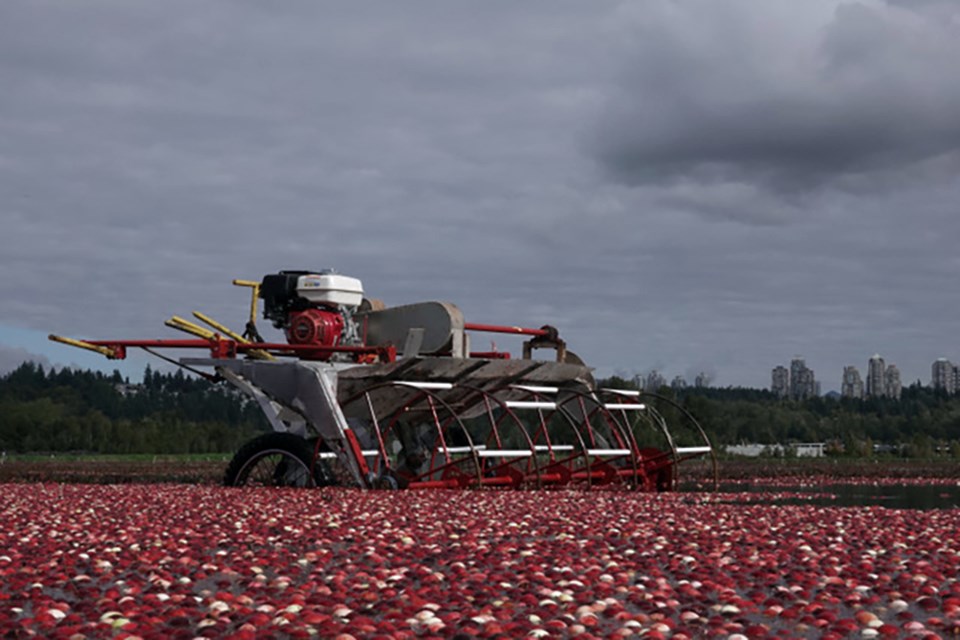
[224,432,330,488]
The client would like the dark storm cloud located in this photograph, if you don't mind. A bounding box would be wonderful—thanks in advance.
[593,1,960,199]
[2,0,959,390]
[0,1,617,350]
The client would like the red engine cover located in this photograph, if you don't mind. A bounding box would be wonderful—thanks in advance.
[286,308,344,347]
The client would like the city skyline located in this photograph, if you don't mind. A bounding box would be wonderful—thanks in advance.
[627,351,950,394]
[771,353,938,399]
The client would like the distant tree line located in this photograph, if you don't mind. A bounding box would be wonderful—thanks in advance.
[3,362,958,457]
[0,362,268,454]
[599,376,960,459]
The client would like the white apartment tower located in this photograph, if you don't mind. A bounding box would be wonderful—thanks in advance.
[645,370,666,392]
[789,357,817,400]
[866,354,886,398]
[884,364,902,400]
[771,366,789,398]
[841,366,864,399]
[931,358,955,394]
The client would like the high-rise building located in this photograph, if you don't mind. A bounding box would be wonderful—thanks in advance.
[771,365,790,399]
[789,358,805,398]
[932,358,955,394]
[645,370,666,392]
[866,354,886,398]
[789,357,817,400]
[884,364,902,400]
[694,372,711,388]
[796,368,817,400]
[671,375,687,390]
[841,366,864,399]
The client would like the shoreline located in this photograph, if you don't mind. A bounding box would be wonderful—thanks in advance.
[0,455,956,485]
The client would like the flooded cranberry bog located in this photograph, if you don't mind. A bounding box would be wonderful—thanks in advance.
[2,481,960,639]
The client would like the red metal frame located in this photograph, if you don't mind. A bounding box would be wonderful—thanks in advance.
[79,338,397,363]
[75,319,558,364]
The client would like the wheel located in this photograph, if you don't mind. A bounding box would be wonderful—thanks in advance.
[224,432,332,488]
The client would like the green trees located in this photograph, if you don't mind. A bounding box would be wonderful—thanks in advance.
[0,362,267,454]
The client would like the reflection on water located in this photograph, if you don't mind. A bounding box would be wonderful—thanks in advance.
[711,482,960,510]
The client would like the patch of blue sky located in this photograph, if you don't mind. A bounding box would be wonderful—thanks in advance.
[0,324,154,382]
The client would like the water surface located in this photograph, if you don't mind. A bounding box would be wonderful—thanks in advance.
[711,482,960,510]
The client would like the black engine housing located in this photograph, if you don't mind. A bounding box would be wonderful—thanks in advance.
[259,270,317,328]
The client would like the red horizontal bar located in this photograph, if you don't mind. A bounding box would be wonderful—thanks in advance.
[84,338,383,354]
[406,479,463,489]
[468,351,511,359]
[85,339,213,349]
[242,342,390,355]
[538,474,565,484]
[463,322,549,337]
[81,338,395,361]
[570,471,618,481]
[478,476,521,487]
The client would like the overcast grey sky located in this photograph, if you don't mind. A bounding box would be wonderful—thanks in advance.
[2,0,959,390]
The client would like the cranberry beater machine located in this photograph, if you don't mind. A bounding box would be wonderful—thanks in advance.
[51,271,715,490]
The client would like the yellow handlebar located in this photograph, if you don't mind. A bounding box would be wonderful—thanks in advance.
[48,334,117,358]
[232,279,260,325]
